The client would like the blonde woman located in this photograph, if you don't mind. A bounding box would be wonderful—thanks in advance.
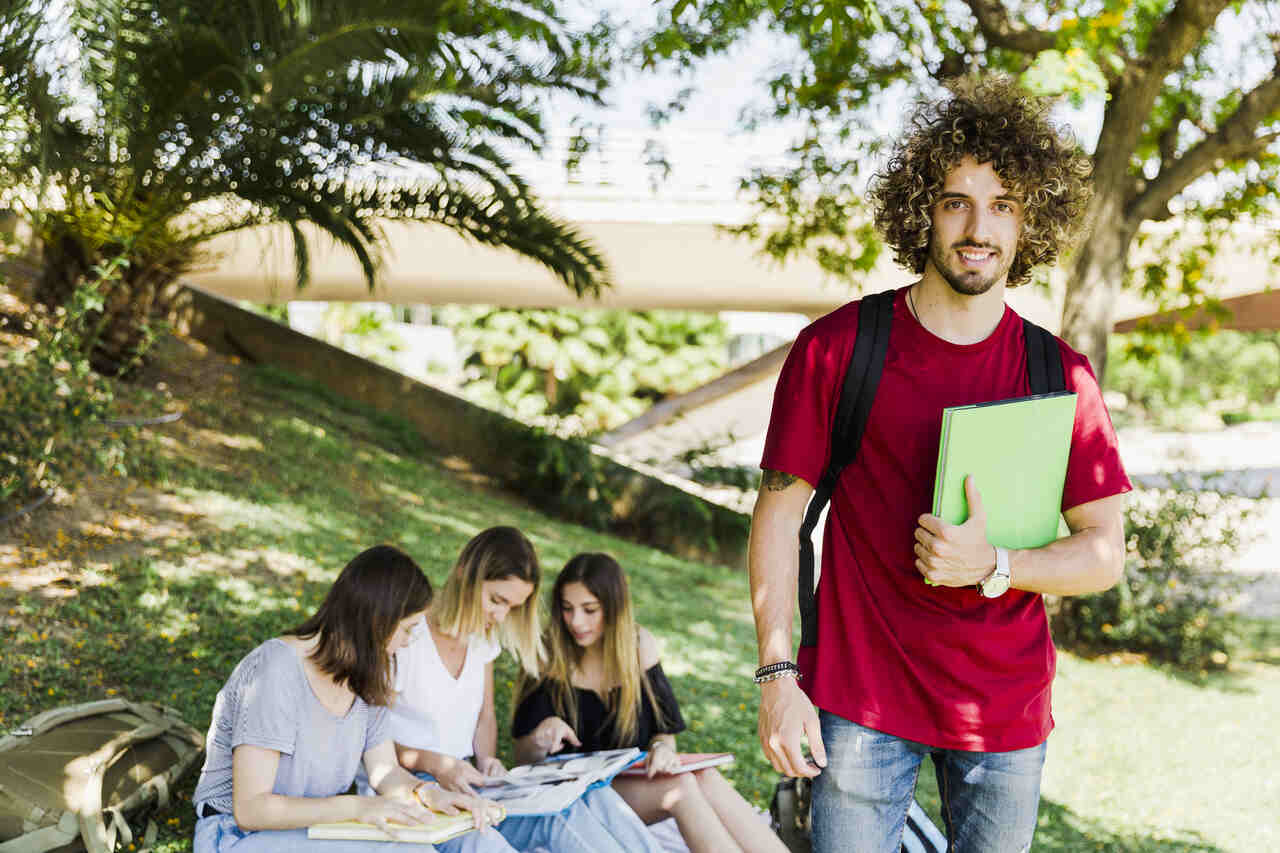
[389,527,662,853]
[513,552,788,853]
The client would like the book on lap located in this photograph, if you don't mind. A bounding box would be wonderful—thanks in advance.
[932,392,1077,549]
[616,752,734,777]
[308,807,500,844]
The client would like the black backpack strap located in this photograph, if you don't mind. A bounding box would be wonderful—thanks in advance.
[1022,318,1066,395]
[797,289,895,649]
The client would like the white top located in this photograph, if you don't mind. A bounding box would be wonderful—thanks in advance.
[389,616,501,759]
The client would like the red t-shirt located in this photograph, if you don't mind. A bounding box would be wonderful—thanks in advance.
[761,287,1131,751]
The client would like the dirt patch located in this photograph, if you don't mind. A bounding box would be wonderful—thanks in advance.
[0,331,249,606]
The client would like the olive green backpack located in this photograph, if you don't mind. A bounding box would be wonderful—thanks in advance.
[0,699,204,853]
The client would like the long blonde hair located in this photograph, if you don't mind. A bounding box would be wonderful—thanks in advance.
[532,552,663,747]
[432,526,543,676]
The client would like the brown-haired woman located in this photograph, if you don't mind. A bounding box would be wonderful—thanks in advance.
[513,552,789,853]
[191,544,501,852]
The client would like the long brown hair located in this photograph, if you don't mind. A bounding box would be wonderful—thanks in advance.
[288,544,432,706]
[532,552,663,747]
[433,526,543,675]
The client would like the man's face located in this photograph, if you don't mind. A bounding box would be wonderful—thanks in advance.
[926,157,1024,295]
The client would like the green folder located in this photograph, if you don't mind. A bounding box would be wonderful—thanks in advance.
[931,392,1078,549]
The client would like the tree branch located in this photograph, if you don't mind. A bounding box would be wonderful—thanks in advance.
[1130,0,1231,85]
[1157,101,1189,172]
[1091,0,1231,194]
[961,0,1057,55]
[1127,66,1280,225]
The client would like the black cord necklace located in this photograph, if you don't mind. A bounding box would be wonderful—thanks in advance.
[908,284,923,326]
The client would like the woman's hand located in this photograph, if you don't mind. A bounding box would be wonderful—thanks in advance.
[531,716,581,756]
[433,756,487,794]
[358,792,433,838]
[476,755,506,779]
[417,785,505,832]
[645,739,680,778]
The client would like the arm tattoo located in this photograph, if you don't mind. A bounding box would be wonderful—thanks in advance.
[762,470,799,491]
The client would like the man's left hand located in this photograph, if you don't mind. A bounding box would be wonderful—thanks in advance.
[914,475,996,587]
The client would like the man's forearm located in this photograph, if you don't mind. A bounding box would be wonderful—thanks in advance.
[1011,527,1124,596]
[1011,494,1127,596]
[750,513,798,665]
[749,476,813,666]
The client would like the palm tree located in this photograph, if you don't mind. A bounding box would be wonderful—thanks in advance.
[1,0,612,370]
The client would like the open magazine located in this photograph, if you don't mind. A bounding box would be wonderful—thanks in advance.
[477,747,645,816]
[308,806,503,845]
[616,751,735,777]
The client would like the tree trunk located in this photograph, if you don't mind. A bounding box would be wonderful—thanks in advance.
[1059,190,1138,384]
[33,218,192,376]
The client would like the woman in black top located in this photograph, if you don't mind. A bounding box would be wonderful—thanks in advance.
[512,553,788,853]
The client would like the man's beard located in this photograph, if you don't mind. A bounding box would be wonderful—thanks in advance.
[928,240,1012,296]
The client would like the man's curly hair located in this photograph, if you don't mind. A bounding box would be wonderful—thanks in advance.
[868,75,1093,287]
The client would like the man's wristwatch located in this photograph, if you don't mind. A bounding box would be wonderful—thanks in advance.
[978,546,1011,598]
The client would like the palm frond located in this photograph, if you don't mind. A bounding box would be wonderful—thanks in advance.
[16,0,616,315]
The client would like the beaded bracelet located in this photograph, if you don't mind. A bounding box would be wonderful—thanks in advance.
[755,668,801,684]
[753,660,801,684]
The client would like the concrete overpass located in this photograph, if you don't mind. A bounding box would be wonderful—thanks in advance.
[182,133,1278,471]
[186,200,1276,337]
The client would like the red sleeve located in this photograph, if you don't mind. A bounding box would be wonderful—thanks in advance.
[759,305,859,488]
[1060,345,1132,511]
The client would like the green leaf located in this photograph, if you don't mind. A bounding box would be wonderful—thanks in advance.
[1020,49,1107,100]
[525,333,560,370]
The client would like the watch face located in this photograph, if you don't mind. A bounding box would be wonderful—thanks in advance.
[981,574,1011,598]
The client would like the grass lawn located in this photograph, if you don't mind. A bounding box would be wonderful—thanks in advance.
[2,338,1277,852]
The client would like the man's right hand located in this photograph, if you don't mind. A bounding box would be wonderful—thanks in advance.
[758,676,826,778]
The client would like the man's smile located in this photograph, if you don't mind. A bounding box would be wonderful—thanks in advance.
[955,245,998,267]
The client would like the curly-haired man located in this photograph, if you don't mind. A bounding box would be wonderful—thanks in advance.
[749,78,1131,853]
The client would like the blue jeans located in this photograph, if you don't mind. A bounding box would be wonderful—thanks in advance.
[415,772,662,853]
[812,711,1046,853]
[496,785,662,853]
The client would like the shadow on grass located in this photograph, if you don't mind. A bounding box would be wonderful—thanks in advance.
[911,771,1221,853]
[2,562,332,853]
[1030,799,1222,852]
[1056,613,1280,694]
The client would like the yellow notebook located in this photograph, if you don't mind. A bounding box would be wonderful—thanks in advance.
[308,806,502,845]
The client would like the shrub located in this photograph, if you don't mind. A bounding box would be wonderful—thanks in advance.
[504,426,750,564]
[0,279,140,507]
[1105,330,1280,426]
[1053,482,1259,669]
[445,306,729,434]
[508,427,618,531]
